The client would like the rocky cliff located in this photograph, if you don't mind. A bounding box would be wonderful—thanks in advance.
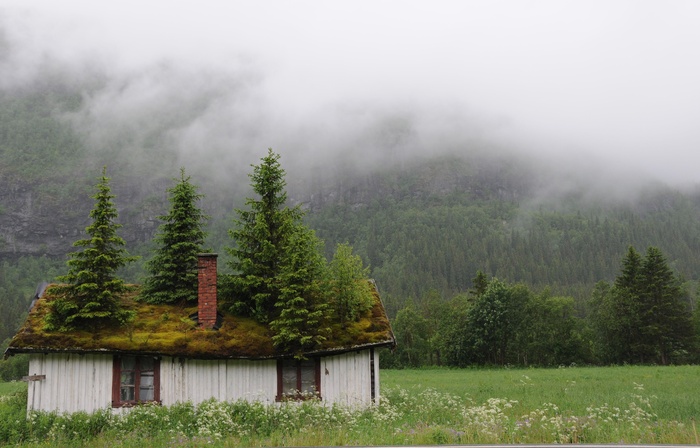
[0,174,168,259]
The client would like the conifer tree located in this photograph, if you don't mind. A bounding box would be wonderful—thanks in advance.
[140,168,207,304]
[608,246,644,363]
[597,246,695,364]
[45,167,136,331]
[226,149,303,322]
[226,149,375,344]
[270,225,330,355]
[615,246,643,292]
[637,246,694,364]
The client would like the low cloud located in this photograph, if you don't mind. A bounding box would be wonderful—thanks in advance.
[2,1,700,196]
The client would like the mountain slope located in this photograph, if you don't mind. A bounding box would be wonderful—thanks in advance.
[2,74,700,331]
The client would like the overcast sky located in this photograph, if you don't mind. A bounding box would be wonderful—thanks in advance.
[3,1,700,186]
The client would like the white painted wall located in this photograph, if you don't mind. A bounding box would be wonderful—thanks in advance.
[159,357,277,405]
[27,353,113,414]
[320,349,380,407]
[26,349,381,413]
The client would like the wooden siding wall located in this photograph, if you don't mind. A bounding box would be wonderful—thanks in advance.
[26,349,381,414]
[160,357,278,405]
[27,353,113,414]
[162,350,380,407]
[320,349,379,407]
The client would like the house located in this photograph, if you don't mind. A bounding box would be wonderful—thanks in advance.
[3,254,395,414]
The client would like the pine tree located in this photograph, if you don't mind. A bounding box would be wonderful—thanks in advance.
[225,149,303,322]
[599,246,695,364]
[615,246,643,292]
[608,246,644,363]
[270,225,329,355]
[140,168,208,304]
[45,167,136,331]
[225,149,375,345]
[637,246,694,364]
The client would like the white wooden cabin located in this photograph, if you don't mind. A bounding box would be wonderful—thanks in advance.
[6,255,395,414]
[23,348,381,414]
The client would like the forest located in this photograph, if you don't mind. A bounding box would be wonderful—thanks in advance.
[2,68,700,377]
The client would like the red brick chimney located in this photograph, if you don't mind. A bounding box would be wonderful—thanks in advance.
[197,253,218,329]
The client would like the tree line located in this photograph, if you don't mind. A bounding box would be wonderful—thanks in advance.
[382,246,699,368]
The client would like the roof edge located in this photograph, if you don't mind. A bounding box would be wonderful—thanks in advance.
[4,338,396,361]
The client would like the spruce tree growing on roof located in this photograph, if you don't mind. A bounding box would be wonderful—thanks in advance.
[45,166,136,331]
[140,168,208,304]
[225,149,304,322]
[270,225,330,355]
[225,149,377,350]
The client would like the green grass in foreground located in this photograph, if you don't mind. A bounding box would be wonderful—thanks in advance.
[1,365,699,446]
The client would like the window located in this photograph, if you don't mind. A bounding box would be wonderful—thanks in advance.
[112,356,160,407]
[276,358,321,401]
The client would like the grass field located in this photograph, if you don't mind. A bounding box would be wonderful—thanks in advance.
[1,365,699,446]
[382,365,700,422]
[0,380,25,396]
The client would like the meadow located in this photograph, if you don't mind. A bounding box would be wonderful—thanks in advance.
[1,365,698,446]
[0,380,25,397]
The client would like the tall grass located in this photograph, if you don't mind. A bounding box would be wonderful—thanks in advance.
[1,365,698,446]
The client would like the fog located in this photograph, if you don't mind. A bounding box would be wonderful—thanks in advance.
[3,1,700,191]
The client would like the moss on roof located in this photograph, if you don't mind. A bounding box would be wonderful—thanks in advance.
[4,284,395,360]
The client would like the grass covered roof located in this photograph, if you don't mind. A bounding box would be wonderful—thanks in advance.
[4,284,395,360]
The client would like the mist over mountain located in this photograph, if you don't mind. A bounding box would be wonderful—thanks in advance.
[4,1,700,187]
[2,57,700,291]
[0,52,685,240]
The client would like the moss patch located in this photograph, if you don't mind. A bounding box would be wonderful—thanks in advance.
[5,284,394,359]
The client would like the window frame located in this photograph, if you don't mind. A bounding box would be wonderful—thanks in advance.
[112,355,161,408]
[276,358,321,401]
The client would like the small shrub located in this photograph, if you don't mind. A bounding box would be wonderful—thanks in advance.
[0,355,30,381]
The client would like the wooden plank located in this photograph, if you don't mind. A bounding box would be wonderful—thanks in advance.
[22,374,46,382]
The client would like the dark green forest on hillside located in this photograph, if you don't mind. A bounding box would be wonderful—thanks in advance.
[2,72,700,376]
[308,182,700,305]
